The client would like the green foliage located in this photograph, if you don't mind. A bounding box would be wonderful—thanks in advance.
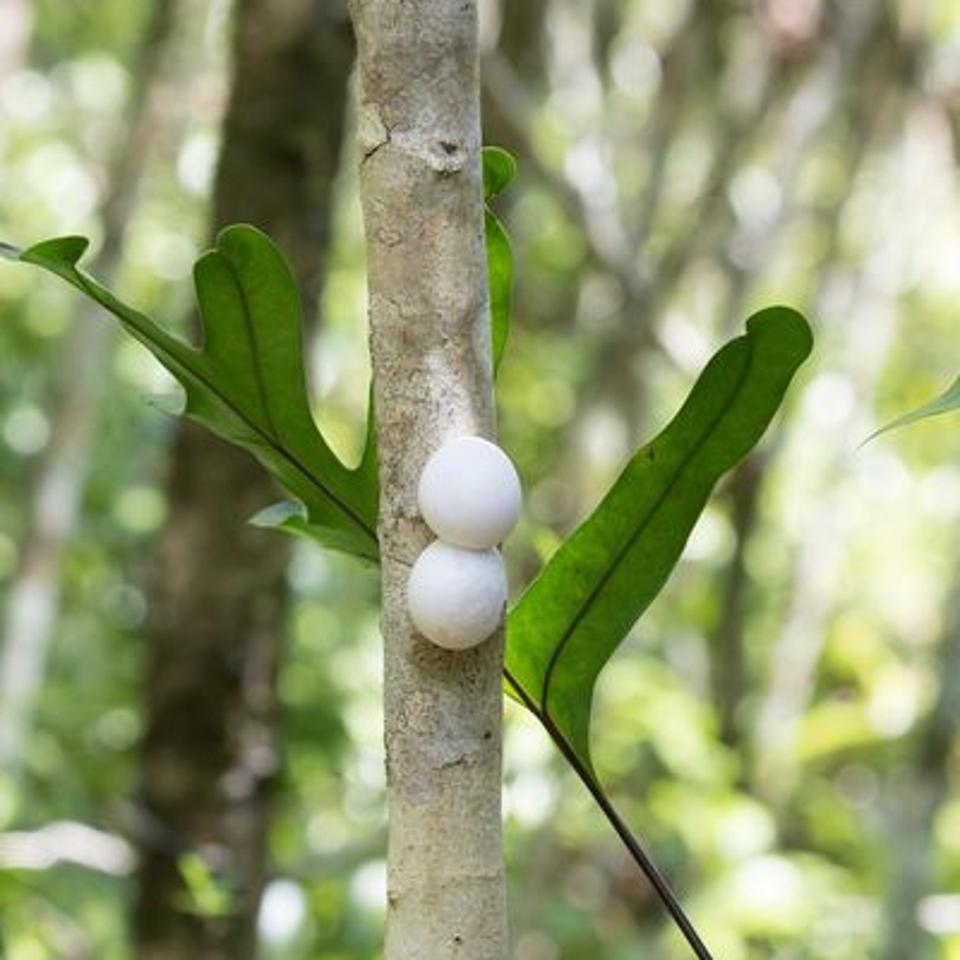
[506,307,813,772]
[5,219,811,780]
[4,149,516,561]
[483,146,516,371]
[176,852,235,918]
[5,202,812,960]
[9,226,380,561]
[867,373,960,443]
[482,145,518,201]
[5,7,956,958]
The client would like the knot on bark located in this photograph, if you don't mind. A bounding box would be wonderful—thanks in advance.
[426,138,466,173]
[357,105,468,174]
[358,105,390,161]
[386,131,467,173]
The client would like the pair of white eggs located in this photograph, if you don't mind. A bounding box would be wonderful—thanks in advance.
[407,436,521,650]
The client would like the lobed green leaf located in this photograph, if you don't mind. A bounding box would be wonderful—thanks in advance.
[16,225,379,561]
[8,150,516,557]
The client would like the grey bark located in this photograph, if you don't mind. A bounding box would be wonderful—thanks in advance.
[133,1,353,957]
[350,1,508,957]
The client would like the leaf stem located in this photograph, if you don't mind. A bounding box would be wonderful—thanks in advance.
[504,666,715,960]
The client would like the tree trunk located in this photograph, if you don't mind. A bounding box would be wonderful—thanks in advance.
[0,0,32,78]
[350,2,508,958]
[480,0,547,159]
[880,578,960,960]
[708,454,763,750]
[0,0,175,775]
[133,2,353,957]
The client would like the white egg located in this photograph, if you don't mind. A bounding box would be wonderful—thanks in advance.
[418,436,522,549]
[406,540,507,650]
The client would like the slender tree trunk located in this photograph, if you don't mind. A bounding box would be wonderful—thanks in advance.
[751,15,910,800]
[133,2,353,957]
[702,13,885,752]
[480,0,547,159]
[708,454,764,749]
[880,577,960,959]
[0,0,32,78]
[0,0,176,774]
[350,2,508,957]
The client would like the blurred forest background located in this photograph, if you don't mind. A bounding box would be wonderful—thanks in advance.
[1,0,960,958]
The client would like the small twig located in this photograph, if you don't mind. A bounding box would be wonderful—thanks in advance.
[504,667,715,960]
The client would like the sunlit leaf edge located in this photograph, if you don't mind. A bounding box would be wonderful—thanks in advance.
[864,373,960,444]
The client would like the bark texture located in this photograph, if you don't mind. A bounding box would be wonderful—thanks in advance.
[350,2,508,957]
[133,2,353,957]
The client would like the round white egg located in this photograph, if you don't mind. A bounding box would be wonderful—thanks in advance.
[407,540,507,650]
[418,436,522,549]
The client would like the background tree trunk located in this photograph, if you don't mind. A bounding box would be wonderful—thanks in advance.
[133,1,353,957]
[0,0,176,776]
[880,574,960,960]
[0,0,32,79]
[350,1,508,957]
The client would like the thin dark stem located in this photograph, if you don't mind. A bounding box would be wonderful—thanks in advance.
[504,667,715,960]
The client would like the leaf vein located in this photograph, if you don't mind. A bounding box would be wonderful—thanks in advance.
[221,255,283,444]
[538,334,756,718]
[72,268,378,545]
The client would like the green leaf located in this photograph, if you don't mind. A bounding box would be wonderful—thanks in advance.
[251,500,377,563]
[15,225,379,561]
[486,210,513,373]
[866,374,960,443]
[482,145,517,200]
[176,852,235,918]
[482,146,516,373]
[505,306,813,771]
[358,380,379,495]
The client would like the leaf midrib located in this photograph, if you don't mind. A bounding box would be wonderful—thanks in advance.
[223,255,283,444]
[537,334,757,720]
